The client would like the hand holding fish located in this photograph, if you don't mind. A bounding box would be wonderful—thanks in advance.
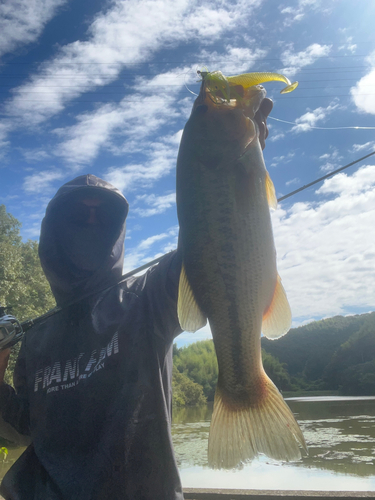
[176,71,306,469]
[255,97,273,150]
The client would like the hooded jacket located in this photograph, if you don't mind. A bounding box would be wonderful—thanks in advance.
[0,175,183,500]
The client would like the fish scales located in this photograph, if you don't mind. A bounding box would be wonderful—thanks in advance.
[176,83,306,469]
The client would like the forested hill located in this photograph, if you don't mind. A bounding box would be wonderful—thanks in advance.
[173,312,375,405]
[261,312,375,393]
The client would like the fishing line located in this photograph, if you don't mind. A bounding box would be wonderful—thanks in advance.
[129,151,375,273]
[269,116,375,130]
[184,70,199,97]
[139,150,375,268]
[278,150,375,202]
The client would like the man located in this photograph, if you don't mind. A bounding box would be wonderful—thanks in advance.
[0,99,273,499]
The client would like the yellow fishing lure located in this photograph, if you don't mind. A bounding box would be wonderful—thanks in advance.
[197,70,298,102]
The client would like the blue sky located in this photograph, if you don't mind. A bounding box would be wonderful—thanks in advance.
[1,0,375,346]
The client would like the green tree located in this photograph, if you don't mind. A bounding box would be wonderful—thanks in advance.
[262,349,293,391]
[262,313,371,389]
[173,340,218,401]
[0,205,55,385]
[323,313,375,393]
[0,206,22,246]
[172,365,207,407]
[339,360,375,396]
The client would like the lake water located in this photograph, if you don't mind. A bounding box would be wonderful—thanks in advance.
[0,396,374,492]
[171,396,375,491]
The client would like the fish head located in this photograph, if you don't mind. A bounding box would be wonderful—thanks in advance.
[184,83,267,167]
[193,79,267,117]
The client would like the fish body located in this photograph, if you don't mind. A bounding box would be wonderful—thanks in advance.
[176,84,306,469]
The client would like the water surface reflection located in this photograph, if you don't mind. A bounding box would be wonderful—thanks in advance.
[172,396,375,491]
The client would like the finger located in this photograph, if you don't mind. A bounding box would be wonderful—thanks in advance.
[257,99,273,150]
[259,98,273,118]
[259,124,266,150]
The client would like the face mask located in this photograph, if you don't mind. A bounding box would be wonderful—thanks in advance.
[54,199,123,275]
[58,223,113,272]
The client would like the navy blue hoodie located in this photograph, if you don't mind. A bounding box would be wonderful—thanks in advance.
[0,175,183,500]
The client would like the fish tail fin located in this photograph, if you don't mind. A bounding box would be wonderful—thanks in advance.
[207,374,307,469]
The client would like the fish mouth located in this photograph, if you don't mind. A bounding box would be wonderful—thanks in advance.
[194,80,267,121]
[191,82,267,155]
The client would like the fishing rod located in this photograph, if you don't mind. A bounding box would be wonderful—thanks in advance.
[0,255,164,350]
[1,149,374,350]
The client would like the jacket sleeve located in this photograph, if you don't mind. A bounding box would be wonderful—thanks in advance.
[144,249,183,343]
[0,342,31,437]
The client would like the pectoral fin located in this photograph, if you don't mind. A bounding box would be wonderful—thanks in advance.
[265,171,277,209]
[262,274,292,339]
[177,263,207,332]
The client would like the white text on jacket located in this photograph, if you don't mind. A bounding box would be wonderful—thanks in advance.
[34,331,119,393]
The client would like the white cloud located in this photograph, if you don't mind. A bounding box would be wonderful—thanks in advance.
[167,129,184,147]
[4,0,261,125]
[133,193,176,217]
[280,0,330,26]
[319,162,336,173]
[338,36,357,54]
[280,43,331,77]
[351,52,375,114]
[22,169,65,193]
[269,132,285,143]
[316,164,375,196]
[285,178,300,186]
[351,141,375,153]
[270,152,295,167]
[0,0,67,58]
[137,233,171,251]
[198,45,268,75]
[22,149,51,162]
[53,69,185,165]
[280,5,304,25]
[0,122,11,156]
[318,147,343,173]
[351,68,375,114]
[123,226,178,273]
[291,101,339,133]
[22,223,42,238]
[104,138,178,193]
[272,164,375,320]
[53,103,128,165]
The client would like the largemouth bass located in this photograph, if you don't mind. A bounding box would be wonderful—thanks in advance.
[176,75,307,469]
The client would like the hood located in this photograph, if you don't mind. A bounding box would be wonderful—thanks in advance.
[39,174,129,306]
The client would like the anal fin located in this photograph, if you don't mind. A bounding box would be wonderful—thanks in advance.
[177,263,207,332]
[262,274,292,339]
